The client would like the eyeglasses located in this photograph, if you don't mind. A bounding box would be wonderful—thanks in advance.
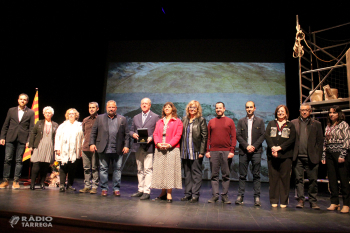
[300,109,310,112]
[189,107,197,110]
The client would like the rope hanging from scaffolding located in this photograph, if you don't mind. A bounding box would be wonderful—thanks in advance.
[293,24,305,58]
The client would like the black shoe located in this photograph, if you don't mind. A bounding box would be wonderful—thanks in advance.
[30,185,35,190]
[296,200,304,208]
[131,191,143,197]
[167,199,173,203]
[153,194,167,201]
[254,197,261,206]
[66,186,76,191]
[310,202,320,210]
[208,196,219,203]
[140,193,150,200]
[235,196,243,205]
[181,195,192,201]
[189,197,199,203]
[40,184,46,190]
[59,187,65,192]
[221,195,231,204]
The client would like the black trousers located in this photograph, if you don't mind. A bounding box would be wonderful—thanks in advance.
[183,158,203,198]
[209,151,232,197]
[268,157,292,205]
[30,162,50,186]
[59,161,77,187]
[238,153,261,198]
[293,157,319,203]
[326,151,350,206]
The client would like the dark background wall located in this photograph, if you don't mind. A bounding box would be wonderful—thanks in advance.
[0,2,349,178]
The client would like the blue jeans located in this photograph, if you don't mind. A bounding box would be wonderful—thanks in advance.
[99,153,123,191]
[3,141,26,181]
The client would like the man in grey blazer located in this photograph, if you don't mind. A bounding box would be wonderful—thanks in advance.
[130,98,160,200]
[291,103,323,209]
[236,101,265,206]
[0,94,35,189]
[90,100,130,197]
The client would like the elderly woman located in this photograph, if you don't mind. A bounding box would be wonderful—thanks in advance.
[180,100,207,203]
[151,102,183,202]
[28,106,58,190]
[54,108,83,192]
[322,106,350,213]
[265,105,295,208]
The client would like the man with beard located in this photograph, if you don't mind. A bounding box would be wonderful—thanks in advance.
[90,100,130,196]
[129,98,159,200]
[235,101,265,206]
[80,102,100,194]
[206,102,236,204]
[291,104,323,209]
[0,94,35,189]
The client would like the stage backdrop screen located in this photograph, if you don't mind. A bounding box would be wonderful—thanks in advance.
[105,62,286,182]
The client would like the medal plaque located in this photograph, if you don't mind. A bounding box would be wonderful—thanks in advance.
[137,128,148,144]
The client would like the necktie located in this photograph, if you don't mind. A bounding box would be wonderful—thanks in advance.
[142,113,147,125]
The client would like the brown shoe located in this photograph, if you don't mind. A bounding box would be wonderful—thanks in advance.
[90,188,97,194]
[101,190,108,196]
[327,204,340,211]
[296,200,304,208]
[79,187,91,193]
[310,202,320,210]
[114,190,120,197]
[0,180,9,189]
[12,181,20,189]
[340,205,349,214]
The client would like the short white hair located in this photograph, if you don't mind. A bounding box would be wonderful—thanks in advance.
[141,98,151,104]
[43,106,54,115]
[106,100,117,106]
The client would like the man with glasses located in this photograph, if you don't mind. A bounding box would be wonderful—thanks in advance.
[291,104,323,209]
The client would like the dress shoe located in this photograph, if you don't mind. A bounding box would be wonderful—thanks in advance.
[221,195,231,204]
[280,204,287,208]
[131,191,143,197]
[271,204,278,208]
[12,181,20,189]
[59,187,65,192]
[296,200,304,208]
[310,202,320,210]
[79,187,91,193]
[189,197,199,203]
[40,184,46,190]
[114,190,121,197]
[254,197,261,206]
[140,193,150,200]
[101,190,108,196]
[66,186,76,191]
[181,195,192,201]
[340,205,349,213]
[153,194,167,201]
[90,188,98,194]
[30,185,35,190]
[0,180,9,189]
[208,196,219,203]
[327,204,340,211]
[167,199,173,203]
[235,196,243,205]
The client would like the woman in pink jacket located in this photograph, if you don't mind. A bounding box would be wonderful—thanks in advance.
[151,102,183,203]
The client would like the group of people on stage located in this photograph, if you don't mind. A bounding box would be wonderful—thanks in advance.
[0,94,350,213]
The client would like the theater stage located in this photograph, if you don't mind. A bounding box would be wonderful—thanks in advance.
[0,176,349,233]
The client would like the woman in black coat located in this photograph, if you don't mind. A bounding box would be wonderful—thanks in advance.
[265,104,296,208]
[28,106,58,190]
[180,100,208,203]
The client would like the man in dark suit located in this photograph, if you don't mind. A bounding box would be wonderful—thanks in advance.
[90,100,130,197]
[0,94,35,189]
[129,98,159,200]
[236,101,265,206]
[291,103,323,209]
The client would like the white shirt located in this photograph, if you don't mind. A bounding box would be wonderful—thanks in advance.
[247,115,254,145]
[18,107,25,122]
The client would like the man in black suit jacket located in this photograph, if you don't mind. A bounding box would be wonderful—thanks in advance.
[129,98,160,200]
[90,100,129,197]
[0,94,35,189]
[236,101,265,206]
[291,104,323,209]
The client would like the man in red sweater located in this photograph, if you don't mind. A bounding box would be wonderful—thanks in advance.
[206,102,236,204]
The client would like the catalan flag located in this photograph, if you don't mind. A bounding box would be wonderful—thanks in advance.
[23,89,39,161]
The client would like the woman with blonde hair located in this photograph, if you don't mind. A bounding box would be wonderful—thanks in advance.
[180,100,207,203]
[55,108,84,192]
